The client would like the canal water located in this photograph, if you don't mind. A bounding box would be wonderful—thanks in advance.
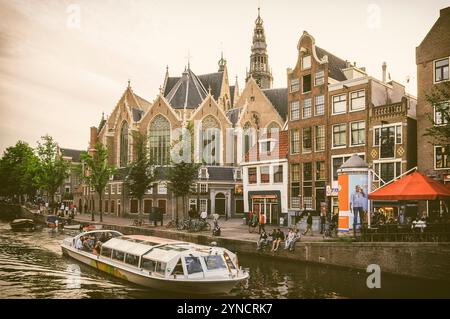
[1,220,449,299]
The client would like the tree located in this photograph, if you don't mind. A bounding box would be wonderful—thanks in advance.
[424,82,450,151]
[167,121,200,224]
[80,142,115,222]
[125,131,156,219]
[36,135,69,209]
[167,161,200,224]
[0,141,40,202]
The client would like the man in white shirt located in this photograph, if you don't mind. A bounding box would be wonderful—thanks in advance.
[75,236,83,250]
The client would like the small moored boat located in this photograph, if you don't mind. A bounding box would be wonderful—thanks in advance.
[10,219,35,231]
[64,224,82,231]
[61,230,249,295]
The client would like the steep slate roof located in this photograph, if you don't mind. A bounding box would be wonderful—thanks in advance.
[197,72,224,101]
[226,107,242,126]
[165,68,208,109]
[229,86,235,106]
[245,130,288,163]
[60,148,82,162]
[164,76,180,96]
[262,88,288,121]
[315,46,348,81]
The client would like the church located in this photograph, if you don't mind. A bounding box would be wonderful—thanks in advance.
[79,9,288,220]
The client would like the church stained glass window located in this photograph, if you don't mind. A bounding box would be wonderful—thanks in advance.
[120,121,129,167]
[149,115,170,165]
[201,116,220,165]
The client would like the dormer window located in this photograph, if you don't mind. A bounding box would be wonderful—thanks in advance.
[199,167,209,179]
[234,168,242,180]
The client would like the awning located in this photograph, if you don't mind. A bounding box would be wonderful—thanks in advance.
[369,172,450,201]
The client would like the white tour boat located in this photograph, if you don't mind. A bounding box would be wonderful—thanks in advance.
[61,230,249,295]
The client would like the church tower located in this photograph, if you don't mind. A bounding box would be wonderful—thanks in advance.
[245,7,273,89]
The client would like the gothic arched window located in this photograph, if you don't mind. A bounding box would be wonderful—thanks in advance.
[120,121,129,167]
[201,116,221,165]
[149,115,170,165]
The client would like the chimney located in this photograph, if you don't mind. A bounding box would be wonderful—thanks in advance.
[382,62,387,83]
[89,126,98,149]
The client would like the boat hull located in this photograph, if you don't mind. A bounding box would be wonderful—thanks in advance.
[10,219,35,231]
[61,246,247,295]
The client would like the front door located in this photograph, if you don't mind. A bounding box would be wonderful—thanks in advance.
[158,200,167,214]
[215,193,226,215]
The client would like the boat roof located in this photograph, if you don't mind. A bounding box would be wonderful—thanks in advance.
[101,234,226,263]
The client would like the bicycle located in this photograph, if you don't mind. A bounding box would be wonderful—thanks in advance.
[132,219,145,226]
[165,219,177,228]
[177,218,192,231]
[192,218,211,232]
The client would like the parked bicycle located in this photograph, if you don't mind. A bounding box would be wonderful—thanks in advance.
[192,218,211,232]
[132,219,145,226]
[176,218,192,231]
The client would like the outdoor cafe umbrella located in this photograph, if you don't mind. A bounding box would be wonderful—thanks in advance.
[368,171,450,201]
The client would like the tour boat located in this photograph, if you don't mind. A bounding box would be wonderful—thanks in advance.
[10,219,35,231]
[61,230,249,295]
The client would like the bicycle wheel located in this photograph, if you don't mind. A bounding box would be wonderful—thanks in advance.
[204,222,211,231]
[177,221,185,231]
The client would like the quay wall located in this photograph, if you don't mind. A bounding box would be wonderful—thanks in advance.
[7,204,450,282]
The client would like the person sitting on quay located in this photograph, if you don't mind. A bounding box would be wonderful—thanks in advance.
[271,228,285,252]
[256,230,268,251]
[287,229,301,252]
[284,228,295,250]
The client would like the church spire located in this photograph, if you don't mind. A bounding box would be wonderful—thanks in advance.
[218,51,227,72]
[246,7,273,89]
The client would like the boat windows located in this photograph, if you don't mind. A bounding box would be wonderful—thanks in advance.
[185,257,203,275]
[101,247,112,258]
[125,254,139,267]
[223,252,236,270]
[155,262,166,276]
[171,259,185,276]
[141,259,156,272]
[203,255,227,271]
[112,250,125,262]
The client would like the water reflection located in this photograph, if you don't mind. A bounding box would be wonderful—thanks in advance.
[0,220,449,299]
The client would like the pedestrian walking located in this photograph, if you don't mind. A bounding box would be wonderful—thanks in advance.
[320,210,326,234]
[303,212,313,236]
[259,213,266,234]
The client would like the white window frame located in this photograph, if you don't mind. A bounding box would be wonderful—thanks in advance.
[350,120,366,147]
[332,123,347,149]
[302,55,311,70]
[302,98,312,119]
[315,70,324,86]
[290,129,300,155]
[349,90,365,111]
[158,182,168,195]
[434,146,450,170]
[372,160,403,184]
[315,125,325,152]
[199,183,208,193]
[290,78,300,93]
[434,101,450,126]
[302,127,312,153]
[290,101,300,121]
[332,94,347,115]
[434,57,450,84]
[395,125,402,144]
[314,95,325,116]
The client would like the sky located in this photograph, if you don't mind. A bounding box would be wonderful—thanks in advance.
[0,0,449,154]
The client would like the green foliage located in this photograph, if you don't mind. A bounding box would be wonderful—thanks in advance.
[0,141,40,200]
[36,135,69,205]
[424,82,450,150]
[125,131,156,215]
[80,142,115,221]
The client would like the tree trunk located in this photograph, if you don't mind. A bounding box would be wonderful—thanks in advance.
[139,197,143,221]
[99,193,103,222]
[91,193,94,221]
[175,196,179,226]
[182,196,186,219]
